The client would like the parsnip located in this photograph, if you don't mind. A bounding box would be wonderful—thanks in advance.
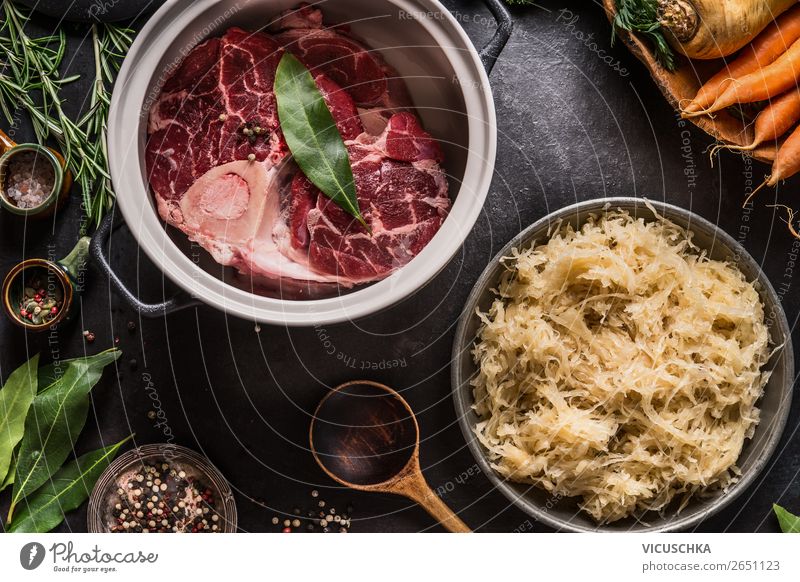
[660,0,796,59]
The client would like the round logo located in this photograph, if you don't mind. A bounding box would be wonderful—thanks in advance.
[19,542,45,570]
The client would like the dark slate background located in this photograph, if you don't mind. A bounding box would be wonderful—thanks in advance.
[1,0,798,533]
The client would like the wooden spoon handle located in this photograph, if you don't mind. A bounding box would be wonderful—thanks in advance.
[394,473,471,533]
[414,487,471,533]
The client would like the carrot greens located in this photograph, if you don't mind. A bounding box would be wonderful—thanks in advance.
[613,0,676,71]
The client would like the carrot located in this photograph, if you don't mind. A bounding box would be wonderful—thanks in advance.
[684,5,800,115]
[750,123,800,201]
[685,38,800,118]
[769,124,800,185]
[711,88,800,156]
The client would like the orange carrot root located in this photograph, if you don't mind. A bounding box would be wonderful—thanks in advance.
[681,107,715,119]
[710,143,756,160]
[717,143,757,153]
[682,103,700,114]
[768,204,800,239]
[678,97,699,114]
[744,178,770,208]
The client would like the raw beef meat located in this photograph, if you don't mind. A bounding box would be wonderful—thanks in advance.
[145,10,449,290]
[146,27,285,225]
[279,113,448,283]
[273,3,411,110]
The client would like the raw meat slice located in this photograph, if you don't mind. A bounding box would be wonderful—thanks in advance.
[271,2,324,30]
[146,27,285,222]
[281,112,449,283]
[146,13,449,290]
[274,6,411,111]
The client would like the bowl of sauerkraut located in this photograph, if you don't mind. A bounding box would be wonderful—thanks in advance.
[452,197,793,532]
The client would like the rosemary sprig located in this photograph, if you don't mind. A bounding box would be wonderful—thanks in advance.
[81,23,133,226]
[0,1,133,228]
[612,0,676,72]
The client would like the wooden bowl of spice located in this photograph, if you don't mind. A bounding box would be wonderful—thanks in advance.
[0,128,72,218]
[1,237,89,331]
[87,444,237,533]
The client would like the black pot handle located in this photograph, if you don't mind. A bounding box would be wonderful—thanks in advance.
[479,0,513,74]
[90,211,201,317]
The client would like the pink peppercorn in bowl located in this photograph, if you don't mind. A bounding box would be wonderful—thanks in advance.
[87,444,237,533]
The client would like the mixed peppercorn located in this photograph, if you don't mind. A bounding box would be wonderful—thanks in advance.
[238,118,268,145]
[270,489,353,533]
[17,273,63,325]
[108,461,222,533]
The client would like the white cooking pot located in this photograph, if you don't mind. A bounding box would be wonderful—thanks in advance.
[95,0,511,325]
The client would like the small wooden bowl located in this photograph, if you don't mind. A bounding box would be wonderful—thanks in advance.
[603,0,777,164]
[1,237,88,332]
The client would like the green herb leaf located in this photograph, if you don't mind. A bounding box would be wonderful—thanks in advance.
[1,453,16,493]
[0,354,39,486]
[37,361,67,394]
[274,53,367,229]
[8,435,131,533]
[7,349,121,523]
[774,504,800,533]
[613,0,677,72]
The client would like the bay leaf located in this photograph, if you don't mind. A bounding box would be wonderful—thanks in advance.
[774,503,800,533]
[37,361,66,393]
[0,354,39,486]
[0,453,16,492]
[7,349,120,523]
[8,435,131,533]
[274,53,367,228]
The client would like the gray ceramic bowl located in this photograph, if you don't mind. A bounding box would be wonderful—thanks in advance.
[452,197,795,532]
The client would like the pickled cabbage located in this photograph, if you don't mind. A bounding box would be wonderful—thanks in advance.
[472,208,771,523]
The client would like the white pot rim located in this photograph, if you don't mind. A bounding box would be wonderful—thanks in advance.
[108,0,497,325]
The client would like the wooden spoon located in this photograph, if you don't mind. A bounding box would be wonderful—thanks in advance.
[310,380,470,533]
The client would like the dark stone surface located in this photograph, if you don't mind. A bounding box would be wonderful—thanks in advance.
[15,0,163,23]
[1,0,798,533]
